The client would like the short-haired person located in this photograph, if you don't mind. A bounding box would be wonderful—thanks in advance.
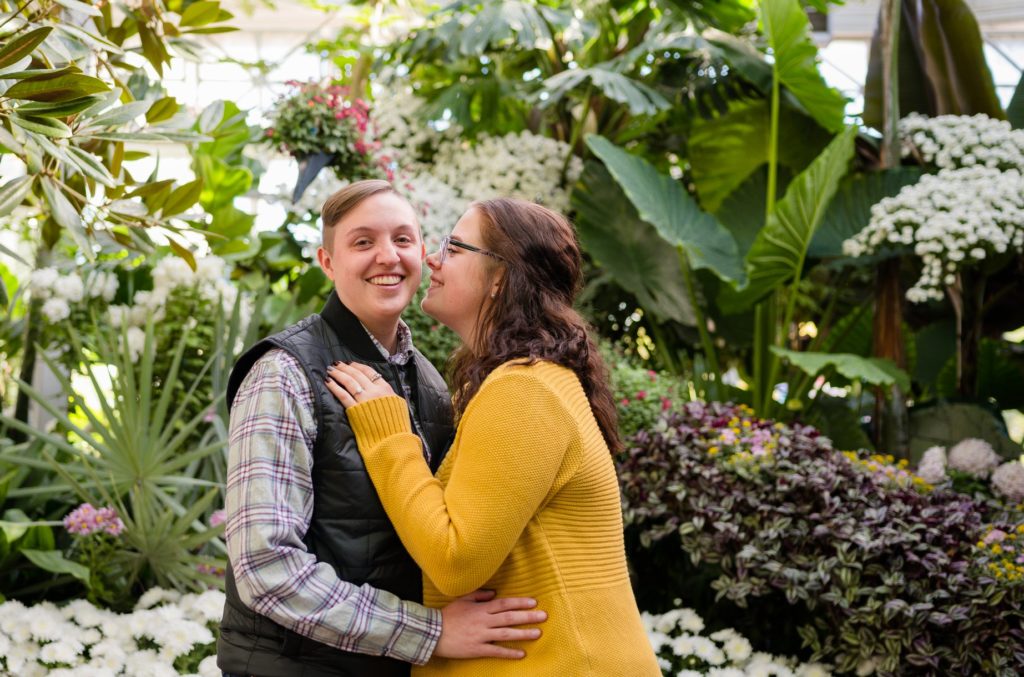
[217,182,547,677]
[325,198,661,675]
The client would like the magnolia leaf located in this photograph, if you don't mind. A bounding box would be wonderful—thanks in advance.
[5,73,109,102]
[108,199,149,217]
[146,96,180,124]
[197,100,225,134]
[586,134,744,283]
[0,56,31,78]
[21,549,91,584]
[85,132,174,142]
[83,101,150,129]
[762,0,847,133]
[0,176,34,218]
[52,0,102,16]
[167,236,197,270]
[180,0,221,27]
[0,27,52,70]
[40,176,85,239]
[16,94,105,117]
[720,126,856,312]
[162,179,203,217]
[772,347,911,390]
[66,146,116,188]
[11,114,72,138]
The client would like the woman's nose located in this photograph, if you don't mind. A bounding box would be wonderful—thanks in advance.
[425,250,441,270]
[376,242,400,263]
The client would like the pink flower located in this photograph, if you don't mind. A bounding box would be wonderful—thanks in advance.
[661,397,672,411]
[635,390,647,400]
[983,529,1008,544]
[64,503,124,537]
[209,509,227,528]
[621,398,630,406]
[265,128,275,137]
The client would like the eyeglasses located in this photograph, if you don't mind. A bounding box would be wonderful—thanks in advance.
[437,235,504,267]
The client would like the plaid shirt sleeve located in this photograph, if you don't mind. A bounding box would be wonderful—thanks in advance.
[225,348,442,664]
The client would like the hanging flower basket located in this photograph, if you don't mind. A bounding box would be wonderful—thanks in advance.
[264,81,387,201]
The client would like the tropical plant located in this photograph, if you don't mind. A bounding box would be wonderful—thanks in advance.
[0,316,226,599]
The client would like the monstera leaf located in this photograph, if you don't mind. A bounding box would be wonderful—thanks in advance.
[585,135,744,284]
[572,162,696,326]
[542,66,672,117]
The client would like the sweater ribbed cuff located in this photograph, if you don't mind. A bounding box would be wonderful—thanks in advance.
[348,395,413,450]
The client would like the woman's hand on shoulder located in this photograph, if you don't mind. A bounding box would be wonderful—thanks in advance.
[324,362,396,409]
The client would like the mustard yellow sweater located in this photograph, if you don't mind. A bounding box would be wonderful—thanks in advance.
[347,361,659,676]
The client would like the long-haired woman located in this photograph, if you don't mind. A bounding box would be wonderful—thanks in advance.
[325,198,659,675]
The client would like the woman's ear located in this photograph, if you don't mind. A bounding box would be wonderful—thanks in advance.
[489,271,503,299]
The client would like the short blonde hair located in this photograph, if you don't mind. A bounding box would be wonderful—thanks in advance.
[320,179,397,248]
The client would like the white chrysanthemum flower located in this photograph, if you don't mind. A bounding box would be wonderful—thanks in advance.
[0,631,10,657]
[916,445,948,484]
[991,460,1024,501]
[39,638,84,666]
[948,438,1001,477]
[722,634,753,662]
[135,587,182,610]
[42,297,72,322]
[29,267,60,297]
[707,668,746,677]
[198,654,222,677]
[125,326,147,361]
[52,274,85,302]
[27,603,68,641]
[796,663,833,677]
[179,589,226,624]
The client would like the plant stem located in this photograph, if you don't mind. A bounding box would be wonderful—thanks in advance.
[0,0,36,31]
[561,84,592,180]
[678,246,719,401]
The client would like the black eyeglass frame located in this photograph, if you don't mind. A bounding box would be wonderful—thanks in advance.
[437,235,504,266]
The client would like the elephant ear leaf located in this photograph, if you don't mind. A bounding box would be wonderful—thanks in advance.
[572,161,696,326]
[585,134,744,285]
[1008,72,1024,130]
[720,126,857,313]
[761,0,847,133]
[772,347,911,391]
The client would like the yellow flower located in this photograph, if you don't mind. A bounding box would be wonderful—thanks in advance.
[708,446,720,456]
[991,544,1003,555]
[742,420,751,428]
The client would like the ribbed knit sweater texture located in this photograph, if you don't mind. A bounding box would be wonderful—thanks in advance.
[348,360,660,676]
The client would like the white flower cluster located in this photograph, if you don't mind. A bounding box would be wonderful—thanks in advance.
[642,606,831,676]
[371,85,461,165]
[393,170,469,250]
[948,437,1002,478]
[0,589,224,676]
[900,113,1024,172]
[991,459,1024,502]
[916,445,948,484]
[107,255,245,360]
[29,268,118,323]
[431,130,583,215]
[842,167,1024,303]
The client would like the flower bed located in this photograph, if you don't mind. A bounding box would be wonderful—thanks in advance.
[619,402,1024,675]
[0,589,223,676]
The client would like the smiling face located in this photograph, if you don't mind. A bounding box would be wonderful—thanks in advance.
[422,207,501,345]
[316,191,425,343]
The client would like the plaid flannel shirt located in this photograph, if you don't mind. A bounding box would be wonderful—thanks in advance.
[224,321,441,664]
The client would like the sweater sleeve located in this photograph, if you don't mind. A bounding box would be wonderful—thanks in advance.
[347,370,572,597]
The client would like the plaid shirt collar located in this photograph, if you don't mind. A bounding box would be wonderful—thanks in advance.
[361,319,415,366]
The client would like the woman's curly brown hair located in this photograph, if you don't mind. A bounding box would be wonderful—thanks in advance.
[447,198,621,454]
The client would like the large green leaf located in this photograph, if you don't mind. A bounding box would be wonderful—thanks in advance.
[5,73,109,102]
[571,162,696,326]
[688,98,831,211]
[21,549,91,584]
[0,27,52,69]
[720,126,856,312]
[586,134,744,284]
[864,0,1004,128]
[197,155,252,210]
[180,0,221,27]
[809,167,923,258]
[772,347,911,390]
[1008,72,1024,130]
[457,1,554,55]
[762,0,847,133]
[542,66,671,116]
[40,176,89,253]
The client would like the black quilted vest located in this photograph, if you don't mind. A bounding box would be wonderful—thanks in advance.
[217,293,453,677]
